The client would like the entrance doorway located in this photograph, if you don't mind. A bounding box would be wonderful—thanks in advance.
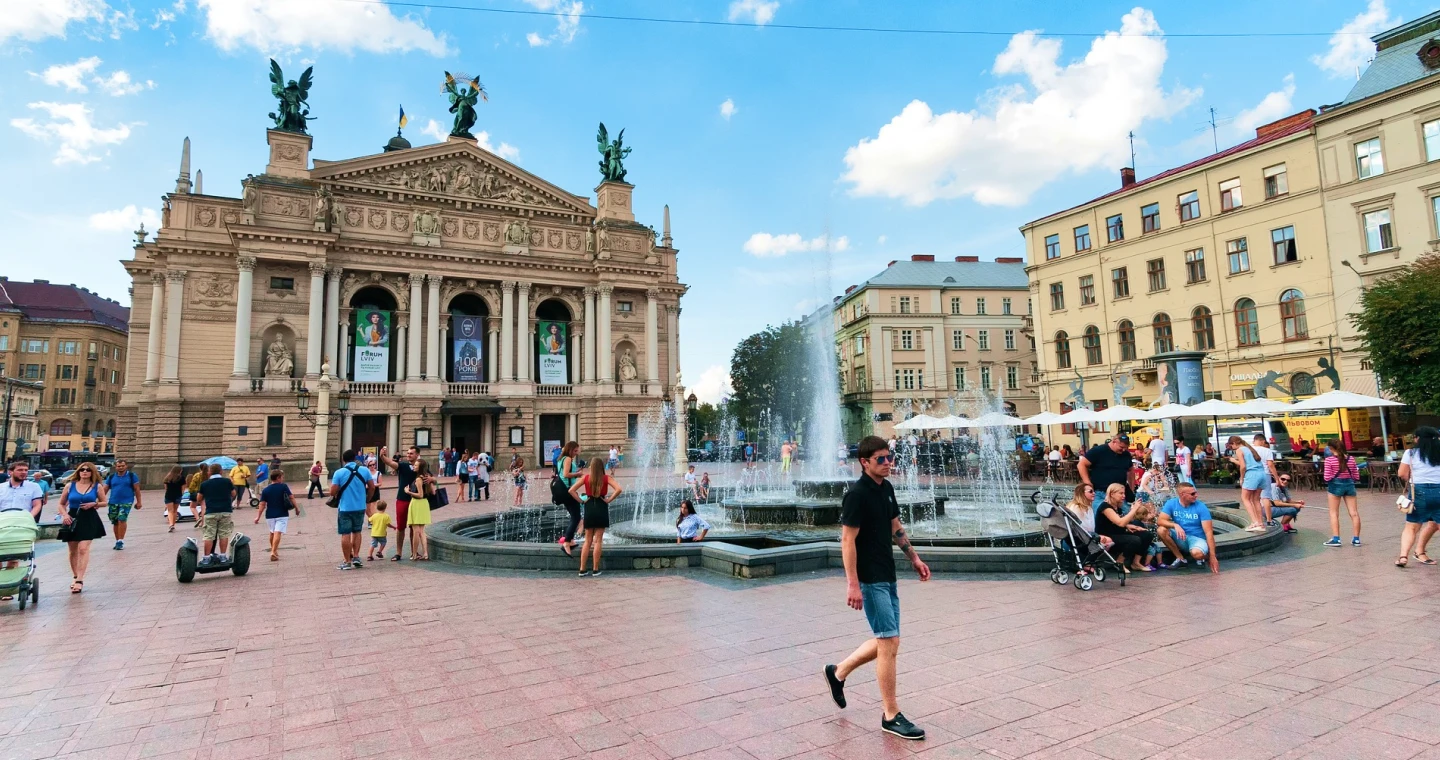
[451,415,487,454]
[539,414,567,465]
[352,415,388,455]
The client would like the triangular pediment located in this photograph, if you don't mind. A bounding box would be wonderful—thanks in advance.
[311,140,594,216]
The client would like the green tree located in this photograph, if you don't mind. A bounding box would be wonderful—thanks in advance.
[689,402,720,448]
[1351,254,1440,411]
[728,322,819,448]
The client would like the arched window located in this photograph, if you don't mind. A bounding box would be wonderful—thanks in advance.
[80,419,91,437]
[1083,325,1103,365]
[1191,306,1215,350]
[1291,372,1317,396]
[106,419,115,436]
[1152,313,1174,353]
[1054,331,1072,370]
[49,419,72,437]
[1117,320,1136,361]
[1280,289,1308,340]
[1235,298,1260,346]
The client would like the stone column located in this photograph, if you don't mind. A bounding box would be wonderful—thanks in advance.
[161,270,186,382]
[387,413,400,454]
[231,256,256,378]
[500,281,515,381]
[323,267,342,368]
[570,332,581,384]
[516,282,531,383]
[426,275,442,379]
[395,313,407,382]
[406,275,423,381]
[598,285,614,382]
[144,272,164,385]
[645,289,660,384]
[583,287,597,383]
[338,309,351,381]
[342,413,353,453]
[487,326,498,384]
[305,262,325,377]
[667,304,680,384]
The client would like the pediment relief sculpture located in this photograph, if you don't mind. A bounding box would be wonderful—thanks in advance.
[360,158,565,210]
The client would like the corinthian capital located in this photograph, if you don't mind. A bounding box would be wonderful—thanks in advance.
[500,280,516,292]
[646,287,659,299]
[598,284,614,296]
[326,265,344,279]
[426,274,443,288]
[236,255,257,272]
[151,271,165,284]
[516,281,532,294]
[309,261,327,275]
[583,286,597,298]
[408,273,425,289]
[166,269,188,283]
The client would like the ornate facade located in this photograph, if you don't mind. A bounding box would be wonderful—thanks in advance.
[119,127,685,480]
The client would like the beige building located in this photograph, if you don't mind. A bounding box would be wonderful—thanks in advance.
[120,121,685,481]
[833,255,1039,440]
[1317,11,1440,396]
[0,378,43,460]
[0,280,129,456]
[1021,110,1343,446]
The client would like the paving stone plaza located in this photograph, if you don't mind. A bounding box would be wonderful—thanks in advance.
[1,484,1436,760]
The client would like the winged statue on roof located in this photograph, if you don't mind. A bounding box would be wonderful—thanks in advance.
[267,59,314,134]
[596,122,631,183]
[444,72,487,140]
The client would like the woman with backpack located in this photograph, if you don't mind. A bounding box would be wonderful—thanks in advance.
[568,456,623,577]
[552,441,584,557]
[1322,442,1362,547]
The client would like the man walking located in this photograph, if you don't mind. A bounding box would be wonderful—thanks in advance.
[229,459,253,509]
[1175,437,1193,485]
[101,459,141,550]
[824,435,930,741]
[330,449,374,570]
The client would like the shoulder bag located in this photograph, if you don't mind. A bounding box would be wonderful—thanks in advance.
[326,464,362,509]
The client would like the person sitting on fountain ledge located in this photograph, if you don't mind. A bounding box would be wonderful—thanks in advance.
[1157,483,1219,573]
[824,435,930,742]
[675,499,710,543]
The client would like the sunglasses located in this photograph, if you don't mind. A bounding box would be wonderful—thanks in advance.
[869,455,894,465]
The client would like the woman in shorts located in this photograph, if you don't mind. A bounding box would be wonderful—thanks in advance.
[162,465,184,533]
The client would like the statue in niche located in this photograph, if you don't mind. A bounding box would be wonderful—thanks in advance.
[264,337,294,377]
[242,181,258,217]
[618,348,639,381]
[585,228,595,254]
[313,187,332,230]
[504,218,529,246]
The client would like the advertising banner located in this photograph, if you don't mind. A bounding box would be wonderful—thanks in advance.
[536,320,568,385]
[452,316,485,382]
[353,309,391,382]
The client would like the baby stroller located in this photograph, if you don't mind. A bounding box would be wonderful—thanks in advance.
[0,510,40,609]
[1033,491,1126,591]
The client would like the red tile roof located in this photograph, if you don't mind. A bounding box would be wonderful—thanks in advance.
[1025,111,1315,228]
[0,280,129,333]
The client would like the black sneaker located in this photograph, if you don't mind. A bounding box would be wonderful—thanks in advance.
[881,712,925,741]
[824,665,846,708]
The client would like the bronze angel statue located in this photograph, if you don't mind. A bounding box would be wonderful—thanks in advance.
[444,72,487,140]
[267,59,314,134]
[596,122,631,183]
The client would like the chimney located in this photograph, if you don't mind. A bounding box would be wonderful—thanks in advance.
[910,254,935,262]
[995,257,1024,264]
[887,260,897,267]
[954,255,980,263]
[1120,167,1136,188]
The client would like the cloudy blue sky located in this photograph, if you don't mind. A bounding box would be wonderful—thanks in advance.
[1,0,1426,401]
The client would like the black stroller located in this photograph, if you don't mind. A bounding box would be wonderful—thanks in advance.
[1033,491,1126,591]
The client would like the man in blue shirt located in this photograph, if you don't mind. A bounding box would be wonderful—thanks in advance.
[254,458,269,495]
[102,459,142,551]
[1158,483,1219,573]
[330,449,375,570]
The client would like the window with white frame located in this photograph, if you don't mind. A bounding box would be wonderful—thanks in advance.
[1426,120,1440,162]
[951,330,964,350]
[1356,138,1384,178]
[1263,163,1288,198]
[1049,282,1064,311]
[953,366,966,390]
[58,341,79,355]
[1433,196,1440,238]
[978,330,990,350]
[1219,178,1242,211]
[950,296,961,314]
[0,336,7,351]
[1226,238,1250,274]
[1363,208,1394,252]
[898,296,912,314]
[980,366,992,390]
[1079,274,1095,305]
[853,335,865,354]
[1006,365,1019,390]
[976,297,987,315]
[900,330,914,350]
[20,339,47,354]
[1001,297,1012,314]
[1004,329,1015,350]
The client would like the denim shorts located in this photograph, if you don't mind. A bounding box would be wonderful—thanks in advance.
[1268,506,1300,520]
[1169,529,1209,557]
[337,509,366,535]
[860,581,900,639]
[1406,484,1440,524]
[1327,479,1357,498]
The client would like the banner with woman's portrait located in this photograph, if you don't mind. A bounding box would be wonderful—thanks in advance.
[353,308,391,382]
[536,321,568,385]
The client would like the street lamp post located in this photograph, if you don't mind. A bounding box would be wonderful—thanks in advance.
[672,374,689,475]
[295,362,350,475]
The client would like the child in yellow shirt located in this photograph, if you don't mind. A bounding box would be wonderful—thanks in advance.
[366,501,394,561]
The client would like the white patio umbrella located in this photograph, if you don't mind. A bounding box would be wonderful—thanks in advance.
[1055,406,1103,424]
[1289,390,1404,454]
[1234,398,1294,415]
[1146,402,1193,419]
[1090,405,1156,423]
[893,414,944,431]
[933,415,971,429]
[1023,411,1064,425]
[967,411,1027,427]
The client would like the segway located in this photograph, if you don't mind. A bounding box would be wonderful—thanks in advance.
[176,534,251,583]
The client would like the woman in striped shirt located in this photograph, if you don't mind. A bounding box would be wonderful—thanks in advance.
[1322,443,1361,548]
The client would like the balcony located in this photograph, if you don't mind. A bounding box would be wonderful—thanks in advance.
[250,378,306,393]
[345,382,396,396]
[536,384,573,396]
[446,383,491,397]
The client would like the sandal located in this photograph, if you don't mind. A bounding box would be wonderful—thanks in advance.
[391,555,401,561]
[1397,557,1409,568]
[70,581,83,593]
[1417,553,1437,565]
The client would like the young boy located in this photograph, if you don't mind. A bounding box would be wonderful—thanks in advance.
[255,468,295,562]
[367,501,393,561]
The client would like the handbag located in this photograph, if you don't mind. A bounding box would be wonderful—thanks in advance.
[1398,480,1416,514]
[433,486,450,510]
[326,464,363,509]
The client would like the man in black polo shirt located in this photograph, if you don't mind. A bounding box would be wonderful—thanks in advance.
[1079,433,1134,505]
[377,445,420,561]
[823,435,930,741]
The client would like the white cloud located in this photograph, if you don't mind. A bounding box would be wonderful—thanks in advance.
[196,0,450,56]
[89,204,159,232]
[0,0,108,42]
[877,235,887,245]
[842,8,1198,207]
[10,101,135,165]
[1312,0,1399,78]
[728,0,778,25]
[1233,74,1296,136]
[151,0,185,29]
[742,232,848,257]
[691,364,733,404]
[95,70,156,96]
[36,57,102,92]
[420,119,520,162]
[522,0,583,46]
[720,98,737,120]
